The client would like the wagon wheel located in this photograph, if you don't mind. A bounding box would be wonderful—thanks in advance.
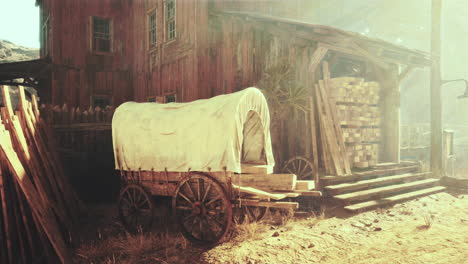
[118,184,154,233]
[283,156,314,180]
[234,206,268,224]
[173,172,233,245]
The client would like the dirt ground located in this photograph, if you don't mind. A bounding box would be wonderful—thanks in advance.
[74,190,467,264]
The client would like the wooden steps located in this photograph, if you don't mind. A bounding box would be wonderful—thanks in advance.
[334,178,440,202]
[321,165,420,184]
[321,163,446,212]
[344,186,446,212]
[325,172,430,195]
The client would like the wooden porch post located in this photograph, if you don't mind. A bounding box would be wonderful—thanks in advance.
[431,0,443,177]
[380,64,400,163]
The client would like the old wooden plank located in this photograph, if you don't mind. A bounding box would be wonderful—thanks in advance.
[308,46,328,73]
[316,83,344,176]
[236,199,299,209]
[0,124,72,263]
[334,178,439,201]
[0,163,13,264]
[232,173,297,191]
[232,184,287,200]
[241,164,273,174]
[295,180,315,191]
[344,186,446,212]
[308,97,320,188]
[321,62,352,175]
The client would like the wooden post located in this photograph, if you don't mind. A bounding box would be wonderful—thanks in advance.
[379,64,400,163]
[431,0,443,177]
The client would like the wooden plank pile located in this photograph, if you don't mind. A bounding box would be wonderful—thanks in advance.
[0,85,83,263]
[310,62,352,176]
[327,77,382,169]
[329,78,380,105]
[232,164,318,201]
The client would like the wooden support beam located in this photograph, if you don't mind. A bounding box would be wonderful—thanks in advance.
[376,65,401,163]
[398,66,415,85]
[349,42,389,70]
[309,97,320,187]
[309,46,328,73]
[430,0,443,177]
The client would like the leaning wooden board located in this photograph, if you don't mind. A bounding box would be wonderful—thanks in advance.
[0,119,71,263]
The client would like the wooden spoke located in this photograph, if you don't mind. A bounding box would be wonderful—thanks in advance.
[118,184,154,233]
[205,195,222,207]
[173,172,232,245]
[283,156,314,180]
[202,181,212,202]
[178,191,195,205]
[176,206,192,211]
[183,181,197,202]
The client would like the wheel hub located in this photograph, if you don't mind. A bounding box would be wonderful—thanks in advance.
[192,202,206,215]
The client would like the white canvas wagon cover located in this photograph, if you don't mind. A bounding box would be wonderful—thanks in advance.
[112,87,275,173]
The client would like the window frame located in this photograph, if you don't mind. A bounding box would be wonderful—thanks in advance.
[147,8,157,49]
[41,10,50,57]
[90,16,113,54]
[165,0,176,42]
[91,95,113,108]
[165,94,176,103]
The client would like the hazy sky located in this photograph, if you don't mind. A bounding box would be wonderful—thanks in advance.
[0,0,39,48]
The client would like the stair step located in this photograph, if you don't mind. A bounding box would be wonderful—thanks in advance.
[344,186,446,212]
[325,172,430,195]
[321,166,420,184]
[334,178,440,201]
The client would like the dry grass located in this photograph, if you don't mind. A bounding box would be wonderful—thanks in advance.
[74,230,192,264]
[417,209,436,230]
[232,220,268,241]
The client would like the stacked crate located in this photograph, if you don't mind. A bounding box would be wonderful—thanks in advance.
[329,77,381,169]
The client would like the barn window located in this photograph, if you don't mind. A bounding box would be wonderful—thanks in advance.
[92,95,112,108]
[165,0,176,41]
[148,11,157,46]
[147,97,156,102]
[41,11,50,56]
[92,17,112,53]
[165,94,176,103]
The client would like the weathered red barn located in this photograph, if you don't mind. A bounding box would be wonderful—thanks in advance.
[32,0,310,107]
[4,0,443,209]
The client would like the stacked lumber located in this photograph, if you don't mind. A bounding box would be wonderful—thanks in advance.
[311,62,352,176]
[0,85,83,263]
[336,105,380,127]
[327,77,382,169]
[329,78,380,105]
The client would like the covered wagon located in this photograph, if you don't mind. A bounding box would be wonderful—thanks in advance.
[112,87,317,244]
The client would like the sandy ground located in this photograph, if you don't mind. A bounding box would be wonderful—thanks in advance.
[202,192,468,264]
[74,190,467,264]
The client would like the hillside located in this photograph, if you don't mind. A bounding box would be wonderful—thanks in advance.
[0,39,39,63]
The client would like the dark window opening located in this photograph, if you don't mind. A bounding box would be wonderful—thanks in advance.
[165,94,176,103]
[149,12,157,46]
[93,17,111,53]
[166,0,176,40]
[93,96,112,108]
[41,10,50,56]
